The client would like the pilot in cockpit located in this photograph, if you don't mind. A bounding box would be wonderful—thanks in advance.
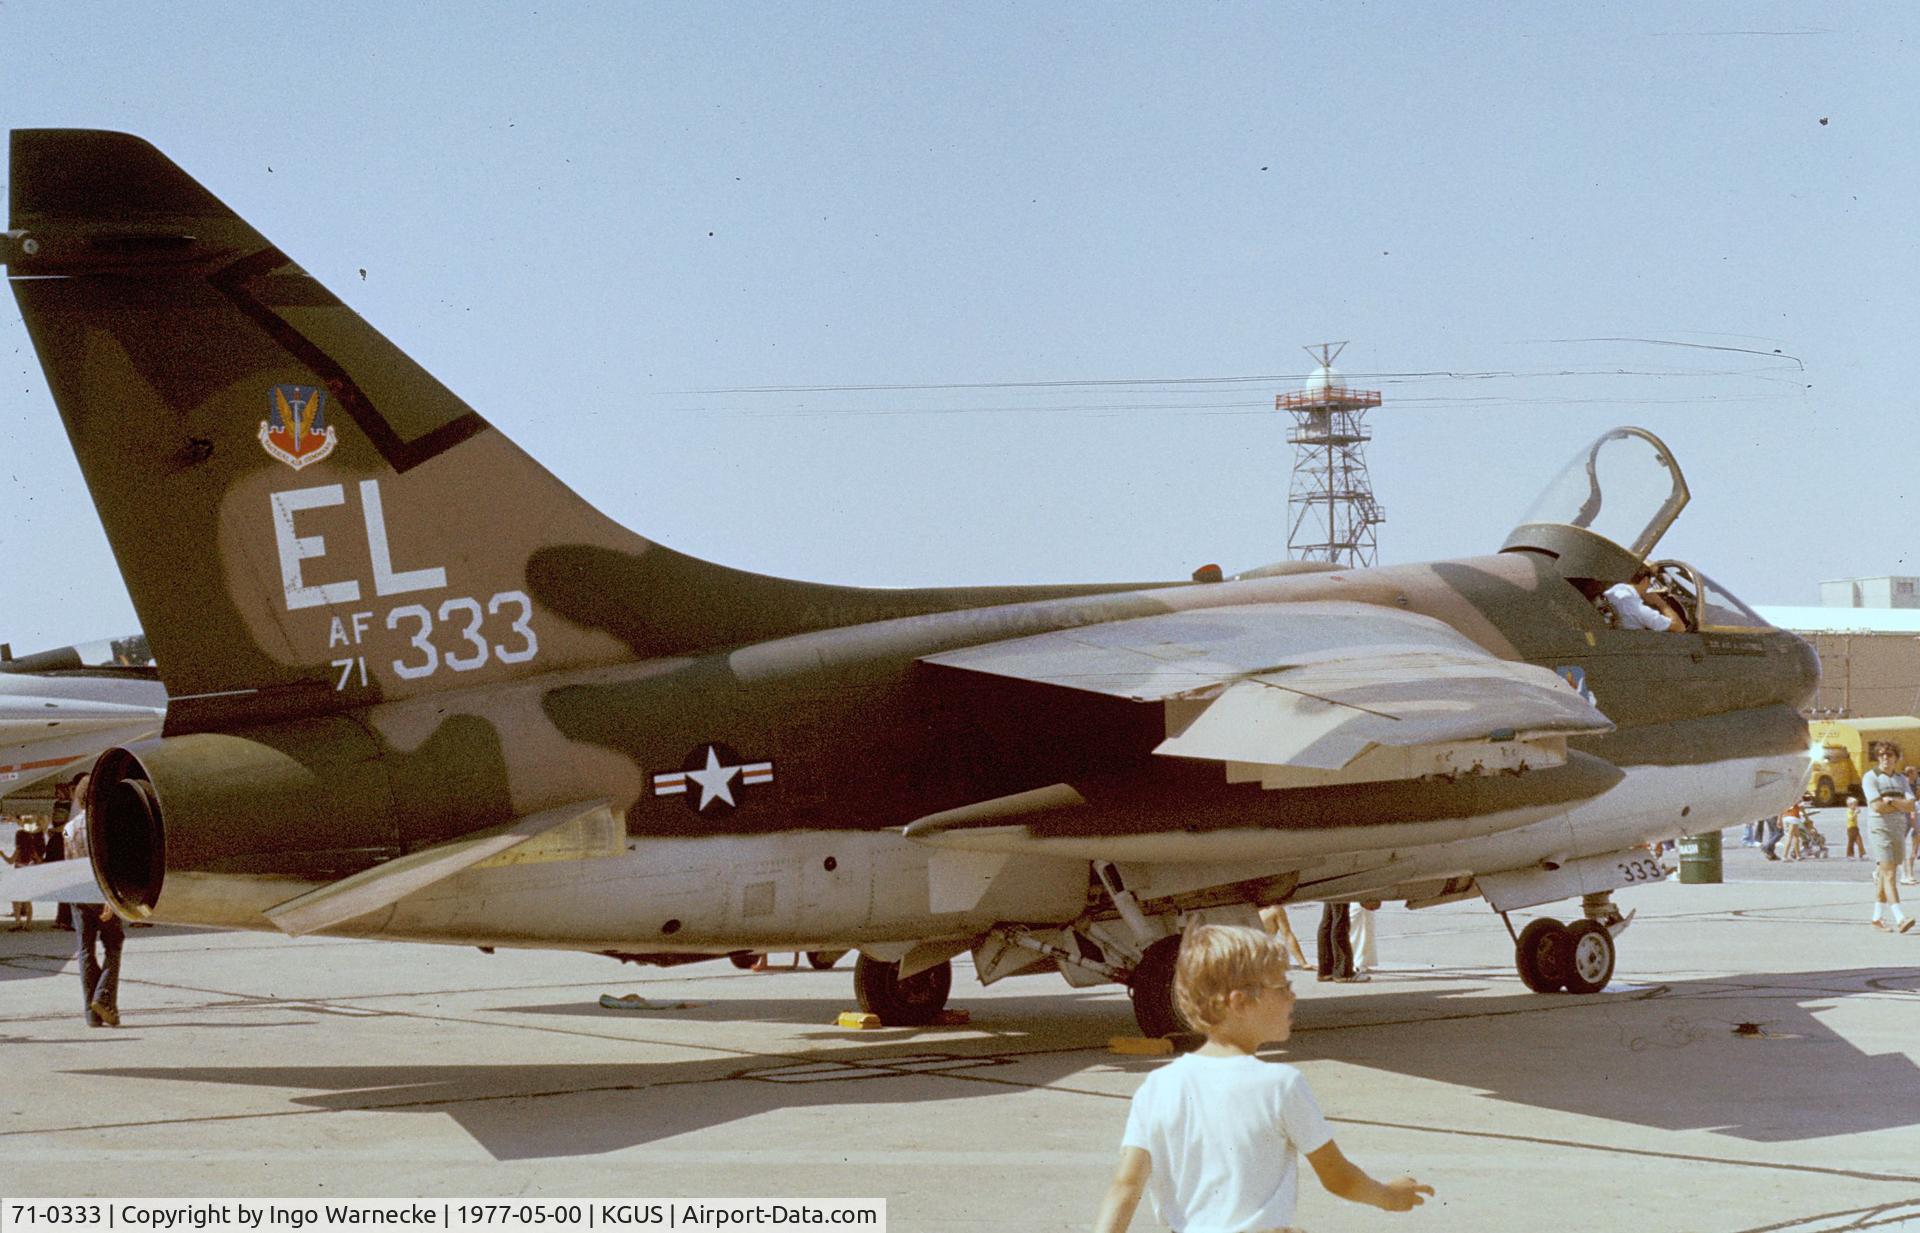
[1603,569,1686,632]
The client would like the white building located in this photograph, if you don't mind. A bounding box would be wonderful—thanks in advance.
[1818,576,1920,609]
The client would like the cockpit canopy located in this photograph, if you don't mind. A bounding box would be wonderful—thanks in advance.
[1,632,152,674]
[1502,428,1769,633]
[1503,427,1689,579]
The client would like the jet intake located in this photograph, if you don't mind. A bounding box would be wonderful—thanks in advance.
[87,724,397,924]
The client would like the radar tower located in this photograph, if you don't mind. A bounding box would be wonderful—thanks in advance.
[1278,342,1385,567]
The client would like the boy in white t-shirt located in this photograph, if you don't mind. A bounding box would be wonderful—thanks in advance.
[1093,924,1433,1233]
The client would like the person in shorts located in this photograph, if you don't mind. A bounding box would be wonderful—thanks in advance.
[1863,746,1915,932]
[1093,924,1432,1232]
[1781,796,1808,861]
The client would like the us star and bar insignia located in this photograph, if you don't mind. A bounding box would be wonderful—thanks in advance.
[653,743,775,813]
[259,384,338,470]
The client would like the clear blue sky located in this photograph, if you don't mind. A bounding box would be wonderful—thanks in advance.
[2,2,1911,652]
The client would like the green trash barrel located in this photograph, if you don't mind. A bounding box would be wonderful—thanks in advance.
[1677,831,1723,884]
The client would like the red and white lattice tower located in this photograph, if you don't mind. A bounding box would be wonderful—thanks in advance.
[1278,342,1385,566]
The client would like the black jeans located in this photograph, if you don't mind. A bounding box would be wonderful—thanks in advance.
[1317,903,1354,979]
[77,907,124,1022]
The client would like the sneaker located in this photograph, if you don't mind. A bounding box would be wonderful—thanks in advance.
[1901,919,1917,935]
[1872,920,1891,931]
[89,1001,118,1027]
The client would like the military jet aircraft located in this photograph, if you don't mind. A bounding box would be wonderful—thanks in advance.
[1,130,1816,1034]
[0,634,164,819]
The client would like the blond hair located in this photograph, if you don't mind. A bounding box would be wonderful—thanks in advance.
[1173,923,1292,1033]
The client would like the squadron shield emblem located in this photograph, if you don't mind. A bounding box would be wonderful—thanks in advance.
[259,384,337,470]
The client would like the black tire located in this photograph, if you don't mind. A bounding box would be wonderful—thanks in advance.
[1128,935,1184,1038]
[1815,777,1836,808]
[806,949,848,970]
[727,951,758,970]
[1563,920,1616,994]
[1515,918,1572,993]
[853,955,952,1026]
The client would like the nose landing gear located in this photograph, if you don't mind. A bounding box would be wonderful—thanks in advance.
[1126,935,1184,1038]
[1508,893,1625,994]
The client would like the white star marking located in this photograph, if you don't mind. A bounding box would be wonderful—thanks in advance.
[683,746,743,809]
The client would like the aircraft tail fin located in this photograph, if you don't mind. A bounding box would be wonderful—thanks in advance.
[4,130,840,729]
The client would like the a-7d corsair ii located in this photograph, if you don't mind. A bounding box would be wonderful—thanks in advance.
[2,131,1816,1034]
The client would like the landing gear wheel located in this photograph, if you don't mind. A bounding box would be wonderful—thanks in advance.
[727,951,758,970]
[1515,918,1573,993]
[1562,920,1617,994]
[807,949,848,970]
[1128,936,1184,1038]
[853,955,952,1026]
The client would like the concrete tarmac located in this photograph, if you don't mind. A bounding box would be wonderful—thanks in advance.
[3,847,1919,1232]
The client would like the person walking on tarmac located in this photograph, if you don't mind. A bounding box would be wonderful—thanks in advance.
[1846,797,1866,861]
[1863,746,1916,933]
[64,776,124,1025]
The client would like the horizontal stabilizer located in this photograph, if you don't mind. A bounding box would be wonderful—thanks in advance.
[265,799,613,936]
[0,856,102,905]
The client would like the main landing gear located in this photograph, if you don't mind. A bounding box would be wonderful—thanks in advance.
[853,954,954,1026]
[1510,893,1625,994]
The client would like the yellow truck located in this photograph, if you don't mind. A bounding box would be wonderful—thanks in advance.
[1807,716,1920,806]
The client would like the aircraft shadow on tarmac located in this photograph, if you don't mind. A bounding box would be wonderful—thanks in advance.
[1288,965,1920,1144]
[72,967,1920,1159]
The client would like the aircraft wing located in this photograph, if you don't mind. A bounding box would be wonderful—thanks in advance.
[922,600,1612,774]
[0,856,101,905]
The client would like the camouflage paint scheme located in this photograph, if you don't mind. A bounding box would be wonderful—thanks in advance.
[2,131,1817,1025]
